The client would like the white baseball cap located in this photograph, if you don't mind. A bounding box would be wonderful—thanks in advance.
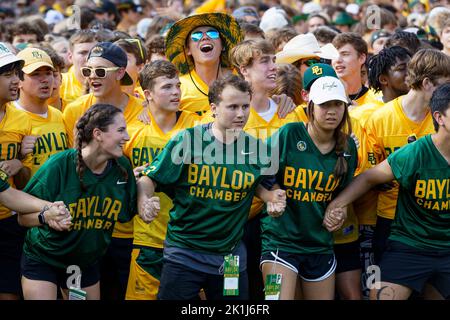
[0,43,24,69]
[309,76,349,105]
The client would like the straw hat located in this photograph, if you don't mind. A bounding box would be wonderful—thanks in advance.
[165,13,243,75]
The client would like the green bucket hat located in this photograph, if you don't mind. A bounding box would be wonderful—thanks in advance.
[303,63,338,91]
[165,13,244,75]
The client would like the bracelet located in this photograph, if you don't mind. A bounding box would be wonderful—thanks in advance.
[38,205,49,225]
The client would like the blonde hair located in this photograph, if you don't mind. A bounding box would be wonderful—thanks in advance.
[406,49,450,90]
[230,39,275,70]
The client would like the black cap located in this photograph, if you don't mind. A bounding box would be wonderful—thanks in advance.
[117,0,141,12]
[88,42,133,85]
[93,0,118,16]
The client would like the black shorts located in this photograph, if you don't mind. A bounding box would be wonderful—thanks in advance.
[260,251,336,281]
[372,216,393,264]
[334,240,361,274]
[0,215,26,294]
[21,254,100,289]
[380,240,450,299]
[100,237,133,299]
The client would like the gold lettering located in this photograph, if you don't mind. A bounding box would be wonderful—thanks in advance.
[188,164,198,184]
[284,167,295,187]
[415,180,426,198]
[95,219,103,229]
[295,168,307,189]
[243,172,254,189]
[426,180,437,200]
[307,170,319,189]
[314,171,324,191]
[198,165,210,186]
[220,168,230,188]
[102,197,112,216]
[231,171,243,190]
[211,166,220,187]
[108,200,122,221]
[76,198,87,219]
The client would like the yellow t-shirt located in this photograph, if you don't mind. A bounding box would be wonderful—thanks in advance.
[63,93,144,148]
[0,104,33,220]
[354,88,383,107]
[13,104,68,176]
[124,111,202,248]
[60,66,85,105]
[244,105,308,140]
[348,102,384,226]
[179,70,211,115]
[365,95,434,220]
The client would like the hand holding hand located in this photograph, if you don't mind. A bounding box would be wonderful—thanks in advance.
[267,189,286,218]
[139,196,160,223]
[323,206,347,232]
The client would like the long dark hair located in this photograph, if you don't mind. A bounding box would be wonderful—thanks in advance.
[75,104,128,191]
[306,100,352,181]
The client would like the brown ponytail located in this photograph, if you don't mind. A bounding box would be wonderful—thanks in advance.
[75,104,128,190]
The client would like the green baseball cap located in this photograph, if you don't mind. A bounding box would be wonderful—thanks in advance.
[302,63,338,91]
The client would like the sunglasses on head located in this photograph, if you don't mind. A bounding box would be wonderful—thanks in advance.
[124,38,145,61]
[81,66,120,78]
[190,29,220,42]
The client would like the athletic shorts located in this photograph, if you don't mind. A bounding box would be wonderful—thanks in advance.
[380,240,450,299]
[260,251,336,282]
[100,237,133,299]
[334,240,361,274]
[126,246,163,300]
[0,215,26,294]
[21,254,100,289]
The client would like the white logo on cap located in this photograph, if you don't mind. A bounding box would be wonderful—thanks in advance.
[323,82,338,91]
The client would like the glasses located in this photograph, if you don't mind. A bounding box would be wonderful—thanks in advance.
[124,38,145,62]
[81,66,120,78]
[407,134,417,144]
[190,29,220,42]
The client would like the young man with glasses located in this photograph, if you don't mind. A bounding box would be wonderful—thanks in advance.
[63,42,143,148]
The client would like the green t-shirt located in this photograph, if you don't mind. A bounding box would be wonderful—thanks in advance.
[0,168,9,192]
[23,149,137,269]
[388,134,450,251]
[261,122,357,255]
[142,124,272,255]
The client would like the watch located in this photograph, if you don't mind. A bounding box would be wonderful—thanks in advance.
[38,205,49,225]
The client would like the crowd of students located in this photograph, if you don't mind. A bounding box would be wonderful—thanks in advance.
[0,0,449,301]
